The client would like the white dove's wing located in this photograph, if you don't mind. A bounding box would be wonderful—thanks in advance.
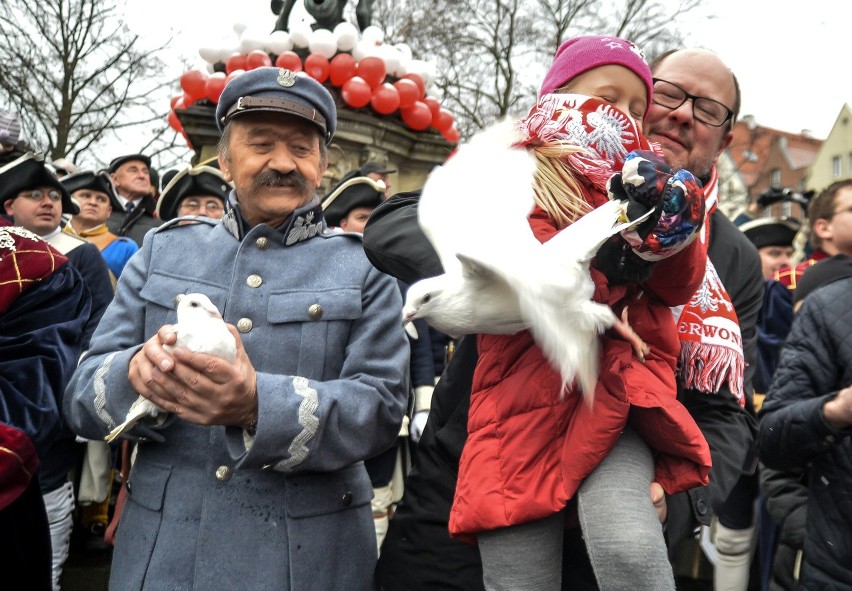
[418,119,537,276]
[105,397,165,443]
[473,200,630,403]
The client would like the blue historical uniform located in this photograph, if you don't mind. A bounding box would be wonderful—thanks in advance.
[64,199,410,590]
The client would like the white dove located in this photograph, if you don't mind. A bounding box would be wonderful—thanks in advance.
[402,120,652,400]
[105,293,237,442]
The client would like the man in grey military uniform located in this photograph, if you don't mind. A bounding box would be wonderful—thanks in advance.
[65,67,410,590]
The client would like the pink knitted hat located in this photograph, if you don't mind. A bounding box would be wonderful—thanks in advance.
[539,35,653,114]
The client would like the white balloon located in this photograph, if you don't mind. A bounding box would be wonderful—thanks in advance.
[361,25,385,46]
[309,29,337,59]
[334,22,359,52]
[352,39,379,62]
[290,21,312,48]
[395,43,413,63]
[421,61,438,88]
[233,22,248,37]
[206,62,216,74]
[239,28,266,53]
[199,47,220,64]
[266,30,293,54]
[219,46,241,63]
[407,59,438,88]
[376,45,401,79]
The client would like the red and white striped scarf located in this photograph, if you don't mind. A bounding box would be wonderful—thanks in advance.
[672,168,745,406]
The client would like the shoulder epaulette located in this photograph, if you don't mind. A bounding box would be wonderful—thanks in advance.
[153,217,218,233]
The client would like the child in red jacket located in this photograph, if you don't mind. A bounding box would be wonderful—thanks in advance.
[449,36,711,590]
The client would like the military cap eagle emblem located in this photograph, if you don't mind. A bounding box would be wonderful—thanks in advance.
[277,68,297,87]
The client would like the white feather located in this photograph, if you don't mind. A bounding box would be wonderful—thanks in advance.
[105,293,236,442]
[403,120,651,402]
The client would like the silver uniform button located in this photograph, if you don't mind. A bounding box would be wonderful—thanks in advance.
[215,466,232,481]
[256,236,269,250]
[247,274,263,288]
[308,303,323,320]
[237,318,253,333]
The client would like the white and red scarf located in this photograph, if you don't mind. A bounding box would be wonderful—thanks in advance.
[672,169,745,406]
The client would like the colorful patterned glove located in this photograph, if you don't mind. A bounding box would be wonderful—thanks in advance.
[608,150,705,261]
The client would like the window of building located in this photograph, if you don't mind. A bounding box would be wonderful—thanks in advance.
[770,168,781,187]
[833,155,842,177]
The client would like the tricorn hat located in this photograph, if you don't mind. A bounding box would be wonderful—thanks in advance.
[739,216,801,249]
[0,152,79,214]
[156,165,233,221]
[60,170,119,205]
[322,175,385,227]
[360,162,397,176]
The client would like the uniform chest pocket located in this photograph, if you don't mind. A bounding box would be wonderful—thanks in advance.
[264,288,362,377]
[267,287,362,323]
[139,272,228,333]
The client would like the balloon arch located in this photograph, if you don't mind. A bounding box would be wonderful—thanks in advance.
[169,21,460,148]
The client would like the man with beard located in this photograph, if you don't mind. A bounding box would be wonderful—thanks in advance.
[644,49,763,590]
[64,67,409,590]
[364,47,760,590]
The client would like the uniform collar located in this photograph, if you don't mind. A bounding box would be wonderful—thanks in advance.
[221,190,325,246]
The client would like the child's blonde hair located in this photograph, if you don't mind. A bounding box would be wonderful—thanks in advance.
[530,141,592,229]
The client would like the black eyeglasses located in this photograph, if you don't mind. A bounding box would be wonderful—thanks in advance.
[652,78,735,127]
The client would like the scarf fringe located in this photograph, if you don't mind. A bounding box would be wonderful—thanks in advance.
[678,340,745,406]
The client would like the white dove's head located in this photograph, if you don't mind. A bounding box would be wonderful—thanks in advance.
[175,293,223,321]
[402,276,448,325]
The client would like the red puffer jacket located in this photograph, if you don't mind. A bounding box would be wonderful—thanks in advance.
[449,190,712,539]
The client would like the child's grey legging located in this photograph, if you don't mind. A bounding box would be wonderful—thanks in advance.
[478,426,675,591]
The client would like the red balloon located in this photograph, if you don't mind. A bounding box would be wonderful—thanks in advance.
[173,97,186,110]
[304,53,331,83]
[357,56,386,89]
[371,83,401,115]
[225,54,247,75]
[275,51,302,71]
[393,78,421,109]
[180,70,208,102]
[329,53,357,87]
[442,125,460,143]
[205,72,227,104]
[168,109,183,132]
[403,73,426,97]
[400,101,432,131]
[423,96,442,120]
[225,69,245,86]
[182,91,196,107]
[341,76,372,108]
[169,94,182,109]
[432,108,454,133]
[246,49,272,70]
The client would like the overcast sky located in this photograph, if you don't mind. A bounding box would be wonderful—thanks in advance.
[124,0,851,140]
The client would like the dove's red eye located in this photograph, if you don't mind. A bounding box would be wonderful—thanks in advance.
[422,294,431,303]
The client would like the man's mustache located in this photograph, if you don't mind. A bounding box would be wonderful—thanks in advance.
[251,169,309,194]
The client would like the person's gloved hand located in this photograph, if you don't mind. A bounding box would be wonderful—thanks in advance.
[609,150,705,262]
[410,411,429,443]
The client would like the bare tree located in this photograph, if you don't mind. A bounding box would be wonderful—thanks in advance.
[0,0,187,169]
[376,0,701,139]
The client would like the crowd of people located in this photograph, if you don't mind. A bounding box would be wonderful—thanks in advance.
[1,30,850,591]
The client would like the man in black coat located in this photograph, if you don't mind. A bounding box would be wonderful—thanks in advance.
[107,153,162,246]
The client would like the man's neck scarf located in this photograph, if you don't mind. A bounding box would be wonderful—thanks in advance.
[673,168,745,406]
